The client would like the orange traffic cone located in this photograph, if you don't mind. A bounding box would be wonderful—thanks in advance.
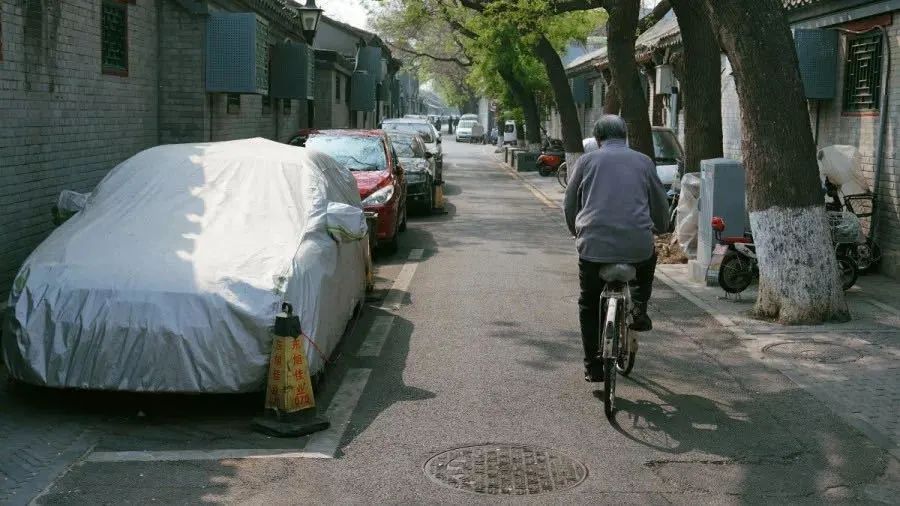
[251,303,329,437]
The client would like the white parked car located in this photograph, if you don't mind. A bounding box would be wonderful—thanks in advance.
[581,127,684,189]
[2,139,367,392]
[455,120,484,143]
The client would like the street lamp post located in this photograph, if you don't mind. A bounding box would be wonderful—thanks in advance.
[297,0,323,45]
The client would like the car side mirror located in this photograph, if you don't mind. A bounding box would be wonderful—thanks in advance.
[424,152,434,160]
[436,138,442,144]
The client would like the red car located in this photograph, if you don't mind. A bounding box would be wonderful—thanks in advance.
[289,129,407,253]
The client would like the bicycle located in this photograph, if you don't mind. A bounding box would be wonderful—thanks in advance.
[557,162,568,188]
[598,264,638,419]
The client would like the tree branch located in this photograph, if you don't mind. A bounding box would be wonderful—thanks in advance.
[386,41,473,67]
[637,0,671,33]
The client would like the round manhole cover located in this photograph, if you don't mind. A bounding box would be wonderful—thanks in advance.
[424,444,587,495]
[762,341,862,363]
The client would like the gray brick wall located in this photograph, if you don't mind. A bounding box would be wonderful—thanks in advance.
[159,0,207,144]
[0,0,160,300]
[810,14,900,276]
[0,0,325,300]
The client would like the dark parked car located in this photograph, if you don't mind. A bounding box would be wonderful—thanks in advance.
[289,129,408,253]
[387,132,436,213]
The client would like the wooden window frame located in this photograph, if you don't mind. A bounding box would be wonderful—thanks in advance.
[101,0,130,76]
[335,74,341,102]
[227,93,241,114]
[842,31,883,115]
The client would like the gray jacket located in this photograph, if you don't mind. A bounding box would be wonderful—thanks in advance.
[564,139,669,263]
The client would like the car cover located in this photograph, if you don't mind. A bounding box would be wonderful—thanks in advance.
[2,138,366,392]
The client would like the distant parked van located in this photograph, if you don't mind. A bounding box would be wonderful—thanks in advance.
[503,120,518,145]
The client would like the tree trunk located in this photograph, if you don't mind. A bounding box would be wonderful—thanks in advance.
[498,68,542,149]
[670,0,723,173]
[534,34,584,166]
[605,0,654,159]
[602,73,621,114]
[700,0,848,323]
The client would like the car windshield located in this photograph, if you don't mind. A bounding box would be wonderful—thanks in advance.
[382,122,435,143]
[458,120,476,129]
[652,130,683,163]
[389,136,422,158]
[305,135,386,171]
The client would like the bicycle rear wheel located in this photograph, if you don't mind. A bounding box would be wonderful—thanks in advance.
[557,162,568,188]
[616,300,637,376]
[602,300,619,419]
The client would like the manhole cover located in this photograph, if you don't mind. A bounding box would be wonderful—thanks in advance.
[762,341,862,363]
[424,444,587,495]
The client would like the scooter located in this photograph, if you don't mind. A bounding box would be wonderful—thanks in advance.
[711,216,857,294]
[711,216,758,294]
[536,138,565,177]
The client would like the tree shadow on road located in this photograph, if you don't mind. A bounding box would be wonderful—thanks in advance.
[596,326,892,503]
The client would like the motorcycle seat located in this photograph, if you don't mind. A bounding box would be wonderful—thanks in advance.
[599,264,637,283]
[722,236,752,245]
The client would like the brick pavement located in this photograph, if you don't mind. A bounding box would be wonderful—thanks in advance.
[657,264,900,462]
[0,369,98,505]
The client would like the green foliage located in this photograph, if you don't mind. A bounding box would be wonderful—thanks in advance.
[370,0,605,115]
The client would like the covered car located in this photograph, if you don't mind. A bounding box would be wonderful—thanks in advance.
[2,138,367,392]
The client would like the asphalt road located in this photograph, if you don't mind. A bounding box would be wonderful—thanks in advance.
[16,139,899,504]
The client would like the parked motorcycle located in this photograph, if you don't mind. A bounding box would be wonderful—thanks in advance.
[711,217,758,294]
[711,216,857,294]
[536,138,565,177]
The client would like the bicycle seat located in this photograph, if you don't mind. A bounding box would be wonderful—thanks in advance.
[598,264,636,283]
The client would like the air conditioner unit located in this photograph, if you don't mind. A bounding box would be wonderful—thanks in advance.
[794,29,838,100]
[655,64,676,95]
[206,12,269,95]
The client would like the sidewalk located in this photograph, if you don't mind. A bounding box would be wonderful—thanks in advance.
[656,264,900,462]
[490,144,900,461]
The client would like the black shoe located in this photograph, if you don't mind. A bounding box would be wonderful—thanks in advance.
[584,361,604,382]
[629,302,652,332]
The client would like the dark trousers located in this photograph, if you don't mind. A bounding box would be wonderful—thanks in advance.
[578,252,657,367]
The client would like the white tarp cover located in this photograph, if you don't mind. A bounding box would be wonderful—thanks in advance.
[3,138,366,392]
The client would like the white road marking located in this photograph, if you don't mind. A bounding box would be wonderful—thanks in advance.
[380,249,424,311]
[303,368,372,458]
[85,449,331,463]
[357,315,395,357]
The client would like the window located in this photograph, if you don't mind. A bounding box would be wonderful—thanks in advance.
[101,0,129,75]
[843,33,883,113]
[262,95,272,115]
[283,99,292,114]
[335,75,341,102]
[345,77,351,105]
[227,93,241,114]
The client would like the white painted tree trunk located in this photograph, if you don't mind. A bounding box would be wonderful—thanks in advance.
[750,205,849,323]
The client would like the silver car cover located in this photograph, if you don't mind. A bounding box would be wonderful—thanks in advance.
[2,138,366,392]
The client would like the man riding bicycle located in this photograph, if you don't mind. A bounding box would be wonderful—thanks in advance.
[564,115,669,382]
